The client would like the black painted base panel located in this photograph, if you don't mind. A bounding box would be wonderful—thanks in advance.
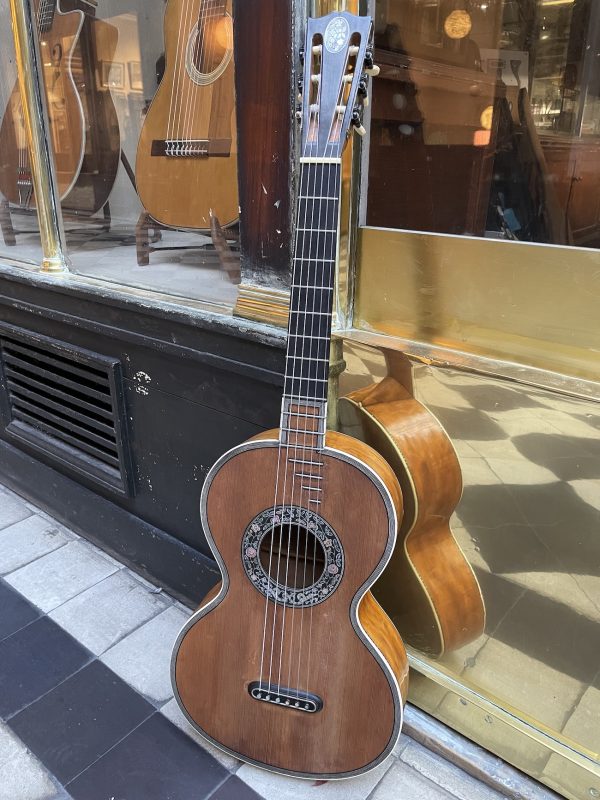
[0,439,220,607]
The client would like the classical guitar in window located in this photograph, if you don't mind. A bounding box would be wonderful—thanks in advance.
[171,12,408,778]
[0,0,120,215]
[135,0,238,230]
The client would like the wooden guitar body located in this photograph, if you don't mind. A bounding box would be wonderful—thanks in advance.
[0,3,120,215]
[0,4,85,206]
[135,0,238,230]
[172,430,408,778]
[339,357,485,658]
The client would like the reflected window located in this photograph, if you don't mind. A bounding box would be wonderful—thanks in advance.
[364,0,600,248]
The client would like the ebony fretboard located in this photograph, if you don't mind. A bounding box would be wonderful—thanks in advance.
[280,160,341,449]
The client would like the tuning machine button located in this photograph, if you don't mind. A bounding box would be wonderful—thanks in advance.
[351,108,366,137]
[358,75,369,107]
[364,48,380,77]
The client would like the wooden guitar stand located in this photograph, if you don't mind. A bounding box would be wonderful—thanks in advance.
[135,211,241,284]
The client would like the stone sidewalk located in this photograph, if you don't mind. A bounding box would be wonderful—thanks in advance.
[0,482,538,800]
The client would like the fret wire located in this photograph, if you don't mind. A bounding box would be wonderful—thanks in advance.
[282,161,341,435]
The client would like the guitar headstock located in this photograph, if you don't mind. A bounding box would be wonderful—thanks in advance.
[298,12,377,159]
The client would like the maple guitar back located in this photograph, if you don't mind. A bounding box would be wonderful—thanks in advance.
[0,3,120,214]
[135,0,238,229]
[339,357,485,658]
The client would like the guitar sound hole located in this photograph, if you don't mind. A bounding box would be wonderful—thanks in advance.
[193,17,230,74]
[259,525,326,590]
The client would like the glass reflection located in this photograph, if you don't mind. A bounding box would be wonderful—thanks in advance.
[338,340,600,789]
[365,0,600,248]
[0,0,241,306]
[0,0,43,264]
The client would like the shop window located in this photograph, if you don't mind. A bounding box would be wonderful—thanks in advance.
[363,0,600,248]
[1,0,241,307]
[0,0,43,265]
[353,0,600,382]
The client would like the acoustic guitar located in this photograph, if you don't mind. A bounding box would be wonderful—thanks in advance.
[172,13,408,778]
[339,351,485,658]
[135,0,238,230]
[0,0,120,214]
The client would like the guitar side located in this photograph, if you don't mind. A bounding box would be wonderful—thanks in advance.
[135,0,239,230]
[340,378,485,658]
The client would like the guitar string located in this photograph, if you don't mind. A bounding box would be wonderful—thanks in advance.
[183,0,209,151]
[179,0,198,151]
[273,61,324,694]
[280,50,348,700]
[193,0,222,156]
[302,54,353,701]
[287,60,345,700]
[183,0,205,152]
[186,1,222,152]
[257,97,317,695]
[266,77,321,695]
[167,0,187,147]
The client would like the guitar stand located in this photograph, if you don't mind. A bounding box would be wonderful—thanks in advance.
[0,200,16,247]
[134,210,241,284]
[0,197,113,246]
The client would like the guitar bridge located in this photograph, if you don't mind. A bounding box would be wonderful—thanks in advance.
[17,168,33,207]
[248,681,323,713]
[151,138,231,158]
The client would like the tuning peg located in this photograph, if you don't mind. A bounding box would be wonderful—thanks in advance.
[358,76,369,107]
[351,108,366,137]
[299,47,305,65]
[295,103,303,121]
[364,48,380,77]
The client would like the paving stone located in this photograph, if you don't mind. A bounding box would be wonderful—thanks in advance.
[160,697,240,771]
[0,488,32,531]
[66,712,227,800]
[399,741,508,800]
[237,756,392,800]
[5,539,119,612]
[0,746,64,800]
[369,759,455,800]
[100,604,188,705]
[0,617,91,719]
[210,775,265,800]
[0,515,73,576]
[10,660,154,783]
[0,579,41,640]
[49,569,171,655]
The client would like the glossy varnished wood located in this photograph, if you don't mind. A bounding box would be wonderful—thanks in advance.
[136,0,238,229]
[173,431,407,777]
[340,361,485,657]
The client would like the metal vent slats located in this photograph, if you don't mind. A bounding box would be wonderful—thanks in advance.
[0,329,131,494]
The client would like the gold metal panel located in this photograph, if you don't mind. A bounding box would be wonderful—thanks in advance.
[355,228,600,382]
[337,338,600,800]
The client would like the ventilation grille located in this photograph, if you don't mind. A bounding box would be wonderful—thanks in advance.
[0,327,132,494]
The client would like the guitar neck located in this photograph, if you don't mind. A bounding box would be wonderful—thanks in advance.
[280,159,342,451]
[38,0,58,33]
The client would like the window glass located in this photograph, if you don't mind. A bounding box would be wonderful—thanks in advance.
[365,0,600,248]
[3,0,241,307]
[0,0,43,265]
